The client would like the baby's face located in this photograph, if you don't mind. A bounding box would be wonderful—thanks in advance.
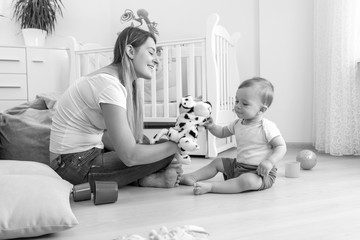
[234,87,263,120]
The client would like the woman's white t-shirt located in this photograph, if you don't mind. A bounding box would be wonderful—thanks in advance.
[50,73,127,154]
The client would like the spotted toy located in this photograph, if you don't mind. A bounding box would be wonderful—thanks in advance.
[150,95,212,164]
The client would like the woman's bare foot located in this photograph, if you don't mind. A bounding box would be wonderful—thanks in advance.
[138,167,182,188]
[179,174,197,186]
[193,182,212,195]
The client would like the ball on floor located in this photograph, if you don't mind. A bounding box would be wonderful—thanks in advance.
[296,149,317,170]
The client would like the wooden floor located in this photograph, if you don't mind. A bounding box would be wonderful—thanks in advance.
[40,145,360,240]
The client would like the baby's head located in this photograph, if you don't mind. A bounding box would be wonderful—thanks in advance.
[238,77,274,110]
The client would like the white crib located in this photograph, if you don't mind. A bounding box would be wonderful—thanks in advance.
[67,13,240,158]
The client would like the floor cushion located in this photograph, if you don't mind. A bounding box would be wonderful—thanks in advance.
[0,160,78,239]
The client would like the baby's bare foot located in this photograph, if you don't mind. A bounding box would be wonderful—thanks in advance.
[179,174,197,186]
[193,182,212,195]
[139,168,181,188]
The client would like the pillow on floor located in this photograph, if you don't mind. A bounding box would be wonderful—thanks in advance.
[0,93,60,165]
[0,160,60,178]
[0,161,78,239]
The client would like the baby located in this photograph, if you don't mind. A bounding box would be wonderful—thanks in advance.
[180,77,287,195]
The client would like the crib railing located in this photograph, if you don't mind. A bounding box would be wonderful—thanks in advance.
[144,38,206,122]
[72,47,113,81]
[70,38,208,123]
[206,13,240,157]
[215,34,236,112]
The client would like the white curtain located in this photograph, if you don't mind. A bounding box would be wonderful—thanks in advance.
[313,0,360,155]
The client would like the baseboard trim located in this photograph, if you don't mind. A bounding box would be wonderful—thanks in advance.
[286,142,314,150]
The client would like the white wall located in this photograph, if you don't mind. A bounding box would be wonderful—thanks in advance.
[0,0,259,82]
[0,0,314,143]
[259,0,313,143]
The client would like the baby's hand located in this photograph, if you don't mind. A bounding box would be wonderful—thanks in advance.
[204,117,215,129]
[256,160,273,177]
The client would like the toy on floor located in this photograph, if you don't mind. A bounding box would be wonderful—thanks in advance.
[115,225,209,240]
[150,95,212,164]
[296,149,317,170]
[72,181,118,205]
[284,161,300,178]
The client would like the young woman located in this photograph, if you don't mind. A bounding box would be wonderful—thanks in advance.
[49,27,182,188]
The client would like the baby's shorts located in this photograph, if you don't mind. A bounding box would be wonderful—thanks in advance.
[222,158,277,191]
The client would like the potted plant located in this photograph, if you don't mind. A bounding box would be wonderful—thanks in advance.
[12,0,64,46]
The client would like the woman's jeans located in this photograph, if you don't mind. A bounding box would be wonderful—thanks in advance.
[50,147,174,189]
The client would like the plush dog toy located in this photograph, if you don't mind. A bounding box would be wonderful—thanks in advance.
[150,95,212,164]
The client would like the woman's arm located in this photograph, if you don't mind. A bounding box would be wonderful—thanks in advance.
[102,130,115,151]
[101,103,180,166]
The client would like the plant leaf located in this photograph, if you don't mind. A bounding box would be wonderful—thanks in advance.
[12,0,64,35]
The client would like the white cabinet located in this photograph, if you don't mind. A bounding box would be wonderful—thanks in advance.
[0,47,28,112]
[26,48,69,101]
[0,46,69,112]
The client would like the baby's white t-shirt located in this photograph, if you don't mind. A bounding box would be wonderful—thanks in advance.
[227,118,282,165]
